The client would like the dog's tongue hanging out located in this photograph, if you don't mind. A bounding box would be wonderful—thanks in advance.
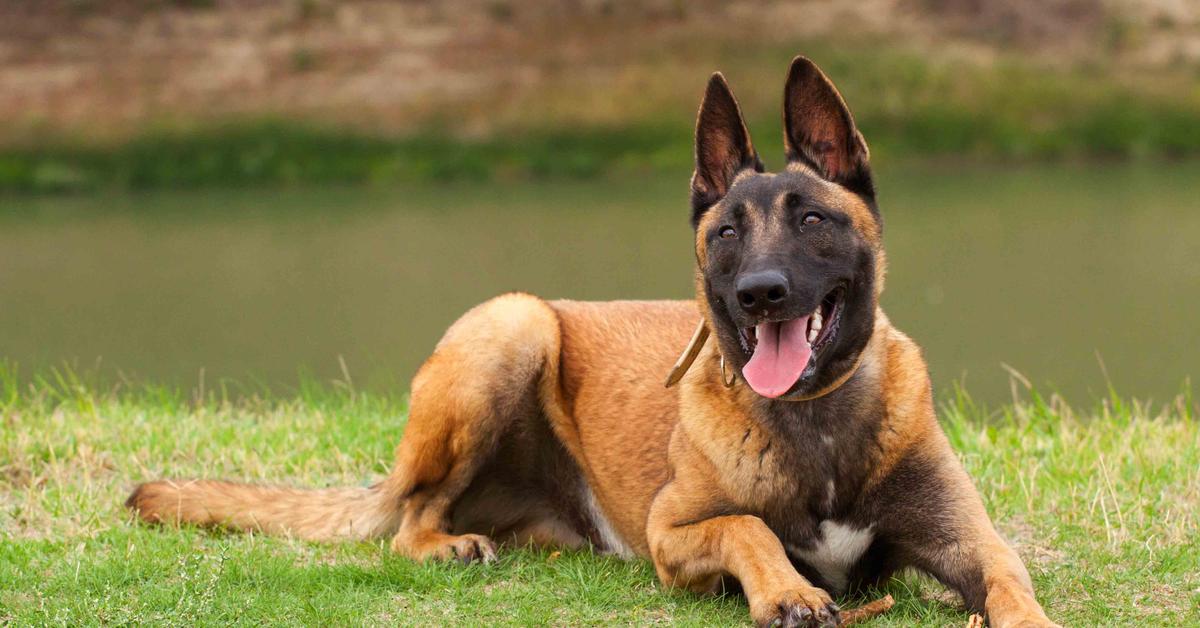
[742,316,812,398]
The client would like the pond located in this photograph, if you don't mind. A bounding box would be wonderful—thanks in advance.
[1,161,1196,406]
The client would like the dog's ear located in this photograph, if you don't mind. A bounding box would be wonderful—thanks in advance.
[691,73,761,227]
[782,56,874,199]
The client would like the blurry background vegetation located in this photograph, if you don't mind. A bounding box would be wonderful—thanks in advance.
[0,0,1197,405]
[3,0,1200,191]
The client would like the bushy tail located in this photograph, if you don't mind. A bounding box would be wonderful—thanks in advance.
[125,478,401,541]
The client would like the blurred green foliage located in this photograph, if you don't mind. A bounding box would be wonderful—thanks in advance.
[0,123,689,193]
[2,50,1198,193]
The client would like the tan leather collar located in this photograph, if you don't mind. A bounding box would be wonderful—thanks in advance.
[783,348,866,401]
[663,319,709,388]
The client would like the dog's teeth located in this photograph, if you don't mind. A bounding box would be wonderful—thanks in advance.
[808,311,823,344]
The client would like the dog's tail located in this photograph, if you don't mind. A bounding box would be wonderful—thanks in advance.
[125,478,401,541]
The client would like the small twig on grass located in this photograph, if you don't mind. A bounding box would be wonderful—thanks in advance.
[841,594,895,625]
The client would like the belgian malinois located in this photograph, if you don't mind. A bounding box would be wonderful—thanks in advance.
[127,57,1057,627]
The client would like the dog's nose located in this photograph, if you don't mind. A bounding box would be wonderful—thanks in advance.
[735,270,790,315]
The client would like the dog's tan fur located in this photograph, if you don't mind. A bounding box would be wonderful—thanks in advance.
[128,58,1056,627]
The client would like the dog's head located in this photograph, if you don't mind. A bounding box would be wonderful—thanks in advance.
[691,57,884,400]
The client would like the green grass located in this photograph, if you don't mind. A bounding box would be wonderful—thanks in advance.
[1,369,1198,625]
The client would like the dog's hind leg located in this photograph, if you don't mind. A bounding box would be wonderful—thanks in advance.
[380,293,562,563]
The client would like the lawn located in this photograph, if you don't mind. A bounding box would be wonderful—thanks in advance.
[1,371,1197,626]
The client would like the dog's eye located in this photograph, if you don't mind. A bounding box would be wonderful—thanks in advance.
[802,212,824,226]
[719,226,737,239]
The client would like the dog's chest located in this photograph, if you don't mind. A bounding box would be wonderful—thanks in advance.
[762,424,878,593]
[784,520,874,592]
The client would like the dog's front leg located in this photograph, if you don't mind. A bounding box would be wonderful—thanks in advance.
[977,536,1059,628]
[916,524,1059,628]
[647,481,840,627]
[934,519,1059,628]
[892,453,1059,628]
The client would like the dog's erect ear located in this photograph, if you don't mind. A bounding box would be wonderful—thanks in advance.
[783,56,874,199]
[691,73,761,227]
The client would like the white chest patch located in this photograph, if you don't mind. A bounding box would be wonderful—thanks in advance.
[786,521,874,592]
[581,484,635,559]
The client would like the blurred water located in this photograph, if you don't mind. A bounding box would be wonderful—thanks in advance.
[1,161,1196,406]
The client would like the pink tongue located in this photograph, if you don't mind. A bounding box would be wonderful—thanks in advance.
[742,316,812,398]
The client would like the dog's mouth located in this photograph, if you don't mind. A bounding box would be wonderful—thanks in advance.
[737,288,844,398]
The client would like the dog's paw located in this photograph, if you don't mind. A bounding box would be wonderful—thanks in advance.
[989,612,1063,628]
[752,586,840,628]
[979,614,1062,628]
[1006,621,1062,628]
[390,532,498,564]
[445,533,498,564]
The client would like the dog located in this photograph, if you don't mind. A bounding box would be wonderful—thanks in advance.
[127,57,1057,628]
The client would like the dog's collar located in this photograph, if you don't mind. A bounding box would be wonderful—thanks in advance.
[664,319,864,401]
[663,320,710,388]
[785,349,866,401]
